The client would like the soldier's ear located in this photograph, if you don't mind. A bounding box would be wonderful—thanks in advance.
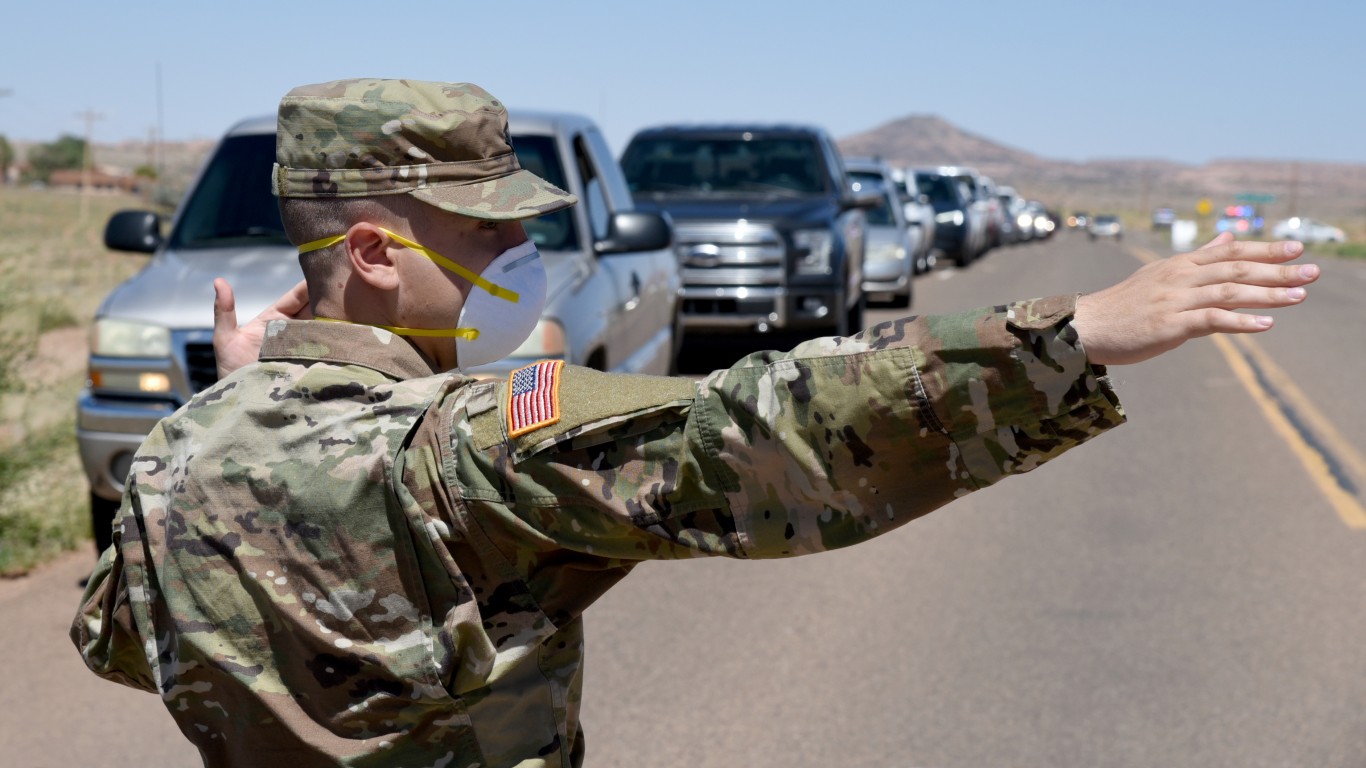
[344,223,400,291]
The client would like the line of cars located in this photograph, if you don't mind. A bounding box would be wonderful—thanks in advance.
[80,109,1057,549]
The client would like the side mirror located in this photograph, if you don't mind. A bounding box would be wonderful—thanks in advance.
[104,210,163,253]
[595,211,673,255]
[843,187,884,211]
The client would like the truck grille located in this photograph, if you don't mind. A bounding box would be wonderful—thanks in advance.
[184,342,219,393]
[674,221,785,286]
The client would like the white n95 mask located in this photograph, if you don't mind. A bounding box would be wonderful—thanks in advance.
[297,229,548,369]
[452,239,546,368]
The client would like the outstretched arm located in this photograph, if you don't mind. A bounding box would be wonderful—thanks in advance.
[211,278,311,379]
[1074,233,1316,365]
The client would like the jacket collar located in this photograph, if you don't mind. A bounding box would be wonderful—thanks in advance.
[258,319,441,381]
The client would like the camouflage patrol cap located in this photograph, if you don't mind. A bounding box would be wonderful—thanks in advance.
[273,78,577,220]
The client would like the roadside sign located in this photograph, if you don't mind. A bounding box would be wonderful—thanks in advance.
[1196,198,1212,217]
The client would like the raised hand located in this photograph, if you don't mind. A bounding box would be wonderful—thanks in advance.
[1073,233,1319,366]
[212,278,312,379]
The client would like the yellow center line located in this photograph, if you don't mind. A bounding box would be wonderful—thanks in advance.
[1125,244,1366,529]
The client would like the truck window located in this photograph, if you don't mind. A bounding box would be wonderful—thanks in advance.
[512,134,579,252]
[847,171,894,226]
[622,136,829,195]
[573,135,609,241]
[170,133,288,250]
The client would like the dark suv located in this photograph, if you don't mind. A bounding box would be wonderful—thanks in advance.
[621,124,875,336]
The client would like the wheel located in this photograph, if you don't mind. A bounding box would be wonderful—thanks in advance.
[954,247,972,268]
[666,308,685,376]
[90,492,120,555]
[845,290,865,334]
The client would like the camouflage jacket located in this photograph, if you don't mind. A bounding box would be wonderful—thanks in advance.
[73,296,1124,767]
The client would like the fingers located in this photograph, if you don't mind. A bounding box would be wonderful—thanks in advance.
[1196,231,1235,251]
[1186,239,1303,266]
[1193,260,1321,289]
[274,279,312,320]
[1187,283,1309,311]
[1182,308,1275,337]
[212,277,238,334]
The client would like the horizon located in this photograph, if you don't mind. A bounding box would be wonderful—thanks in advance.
[2,0,1361,166]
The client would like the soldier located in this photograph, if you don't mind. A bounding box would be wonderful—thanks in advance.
[73,79,1317,768]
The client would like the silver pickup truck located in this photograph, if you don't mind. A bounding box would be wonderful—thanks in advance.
[82,111,678,551]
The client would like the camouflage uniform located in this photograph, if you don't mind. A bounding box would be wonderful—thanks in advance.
[74,296,1123,767]
[72,78,1125,766]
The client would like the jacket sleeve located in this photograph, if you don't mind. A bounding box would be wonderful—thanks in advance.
[71,492,158,693]
[458,295,1123,564]
[697,294,1124,557]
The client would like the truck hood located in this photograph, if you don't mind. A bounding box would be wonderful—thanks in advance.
[98,245,304,330]
[632,194,837,226]
[97,244,585,331]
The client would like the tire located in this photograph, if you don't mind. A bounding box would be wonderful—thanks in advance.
[90,492,120,555]
[836,290,866,336]
[954,243,973,268]
[666,308,685,376]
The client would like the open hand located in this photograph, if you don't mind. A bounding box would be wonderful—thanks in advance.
[1073,232,1319,366]
[212,278,311,379]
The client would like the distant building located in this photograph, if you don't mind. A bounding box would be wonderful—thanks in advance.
[48,167,146,194]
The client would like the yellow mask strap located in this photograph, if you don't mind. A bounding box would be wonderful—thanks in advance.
[295,231,519,303]
[314,316,480,341]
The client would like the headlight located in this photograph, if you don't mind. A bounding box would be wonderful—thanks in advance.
[1017,213,1033,228]
[935,210,964,226]
[509,319,568,359]
[792,229,833,275]
[868,242,906,262]
[91,318,171,357]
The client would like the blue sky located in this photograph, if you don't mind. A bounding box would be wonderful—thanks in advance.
[3,0,1361,165]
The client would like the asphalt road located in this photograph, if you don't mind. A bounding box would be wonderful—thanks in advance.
[5,231,1364,767]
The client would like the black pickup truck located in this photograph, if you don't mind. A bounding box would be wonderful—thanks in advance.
[621,124,875,336]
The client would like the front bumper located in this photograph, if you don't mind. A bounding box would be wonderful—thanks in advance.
[680,285,843,332]
[77,389,178,500]
[862,256,911,294]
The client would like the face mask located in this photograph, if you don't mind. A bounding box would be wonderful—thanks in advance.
[298,228,547,369]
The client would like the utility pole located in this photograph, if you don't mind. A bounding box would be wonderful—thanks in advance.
[0,89,12,185]
[75,108,104,225]
[1287,162,1300,219]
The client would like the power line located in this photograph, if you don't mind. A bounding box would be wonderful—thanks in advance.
[75,108,105,224]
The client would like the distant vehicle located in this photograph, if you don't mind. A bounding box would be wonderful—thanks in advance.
[621,123,873,337]
[1152,207,1176,230]
[914,168,985,267]
[1033,205,1059,239]
[997,185,1027,243]
[1271,216,1346,244]
[1067,212,1090,230]
[975,175,1006,249]
[888,166,937,274]
[845,158,916,309]
[84,111,678,553]
[1216,204,1264,236]
[1088,214,1123,240]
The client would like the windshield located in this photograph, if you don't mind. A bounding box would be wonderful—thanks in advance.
[510,135,577,251]
[622,136,829,195]
[169,131,578,252]
[170,133,288,249]
[848,171,894,226]
[914,173,958,205]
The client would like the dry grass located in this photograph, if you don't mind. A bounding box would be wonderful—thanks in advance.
[0,186,151,576]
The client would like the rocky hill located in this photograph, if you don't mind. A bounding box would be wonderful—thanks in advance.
[839,115,1366,229]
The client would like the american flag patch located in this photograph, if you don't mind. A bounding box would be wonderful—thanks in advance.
[507,360,564,438]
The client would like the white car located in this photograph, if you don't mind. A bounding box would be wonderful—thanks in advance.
[1272,217,1346,244]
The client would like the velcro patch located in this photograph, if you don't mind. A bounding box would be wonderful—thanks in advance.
[507,360,564,437]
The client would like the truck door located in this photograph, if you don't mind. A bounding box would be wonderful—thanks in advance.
[574,130,674,374]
